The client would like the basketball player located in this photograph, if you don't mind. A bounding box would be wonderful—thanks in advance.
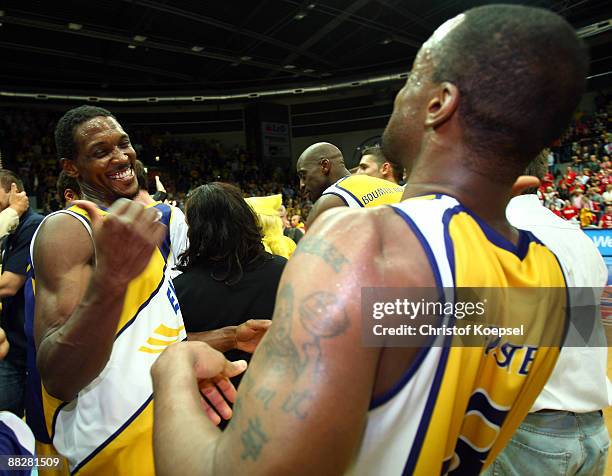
[296,142,403,226]
[151,5,587,475]
[56,170,81,207]
[356,145,403,184]
[25,106,243,475]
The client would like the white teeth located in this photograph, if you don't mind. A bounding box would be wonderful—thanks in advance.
[109,168,133,180]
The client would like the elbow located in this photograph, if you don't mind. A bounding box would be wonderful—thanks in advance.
[39,372,78,402]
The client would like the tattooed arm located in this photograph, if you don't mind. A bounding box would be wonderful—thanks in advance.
[152,207,410,475]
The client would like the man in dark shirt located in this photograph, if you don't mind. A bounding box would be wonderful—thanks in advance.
[0,170,43,416]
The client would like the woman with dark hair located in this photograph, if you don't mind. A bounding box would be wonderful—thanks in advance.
[173,182,286,391]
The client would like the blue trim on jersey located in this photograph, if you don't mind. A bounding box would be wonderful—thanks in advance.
[457,205,532,260]
[71,394,154,475]
[369,345,432,410]
[402,335,452,476]
[335,181,365,208]
[24,268,53,444]
[321,191,349,207]
[114,261,168,341]
[441,207,459,284]
[51,403,69,441]
[391,206,443,291]
[153,203,172,262]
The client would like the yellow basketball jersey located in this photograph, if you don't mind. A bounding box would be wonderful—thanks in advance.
[321,175,403,208]
[26,205,186,475]
[348,194,567,476]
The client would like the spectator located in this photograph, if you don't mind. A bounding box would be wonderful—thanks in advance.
[599,205,612,228]
[0,170,43,417]
[246,194,296,259]
[173,182,284,398]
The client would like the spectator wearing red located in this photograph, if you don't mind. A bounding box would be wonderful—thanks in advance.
[561,200,579,221]
[599,206,612,228]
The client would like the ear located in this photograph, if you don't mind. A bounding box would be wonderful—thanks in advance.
[511,175,541,197]
[320,158,331,175]
[424,82,459,129]
[61,158,79,179]
[381,162,391,175]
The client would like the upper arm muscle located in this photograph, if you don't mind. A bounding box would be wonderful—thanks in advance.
[33,214,94,349]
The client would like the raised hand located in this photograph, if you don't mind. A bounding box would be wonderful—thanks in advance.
[8,183,28,216]
[152,341,247,425]
[73,199,167,287]
[235,319,272,353]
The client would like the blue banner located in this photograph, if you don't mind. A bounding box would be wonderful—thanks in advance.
[584,229,612,257]
[584,229,612,285]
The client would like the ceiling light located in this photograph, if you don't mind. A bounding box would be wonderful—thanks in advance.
[0,10,5,16]
[68,23,82,30]
[155,156,160,162]
[380,38,392,45]
[240,56,252,61]
[284,64,296,69]
[294,12,307,20]
[133,35,147,42]
[303,68,315,73]
[307,3,316,9]
[321,72,332,77]
[128,44,137,49]
[230,62,239,67]
[191,46,204,52]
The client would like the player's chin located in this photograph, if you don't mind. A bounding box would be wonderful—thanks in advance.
[112,181,139,199]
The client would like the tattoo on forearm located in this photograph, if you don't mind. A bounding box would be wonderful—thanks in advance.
[255,387,276,410]
[293,236,349,273]
[281,390,313,420]
[240,417,269,461]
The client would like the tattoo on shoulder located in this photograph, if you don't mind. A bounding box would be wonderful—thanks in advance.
[240,417,269,461]
[293,236,349,273]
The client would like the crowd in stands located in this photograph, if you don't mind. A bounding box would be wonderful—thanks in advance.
[544,96,612,228]
[1,95,611,229]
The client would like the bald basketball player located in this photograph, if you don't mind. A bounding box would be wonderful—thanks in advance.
[296,142,403,226]
[152,4,587,475]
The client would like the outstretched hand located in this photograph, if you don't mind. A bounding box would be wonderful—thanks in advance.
[235,319,272,353]
[152,341,247,425]
[73,199,167,286]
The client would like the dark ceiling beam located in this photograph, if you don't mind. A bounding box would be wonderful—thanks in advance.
[118,0,334,67]
[1,13,321,78]
[279,0,421,48]
[0,41,195,81]
[372,0,436,32]
[280,0,372,66]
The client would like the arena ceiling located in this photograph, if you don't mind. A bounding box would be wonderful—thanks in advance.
[0,0,611,98]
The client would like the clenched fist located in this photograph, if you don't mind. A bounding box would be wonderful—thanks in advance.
[74,199,167,287]
[8,183,29,217]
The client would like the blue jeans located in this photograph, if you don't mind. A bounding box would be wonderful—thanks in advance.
[0,359,25,417]
[483,411,609,476]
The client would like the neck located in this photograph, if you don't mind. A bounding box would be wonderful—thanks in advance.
[403,150,518,243]
[328,166,351,184]
[134,190,156,206]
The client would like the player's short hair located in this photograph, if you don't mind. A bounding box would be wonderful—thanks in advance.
[55,105,115,160]
[431,4,588,179]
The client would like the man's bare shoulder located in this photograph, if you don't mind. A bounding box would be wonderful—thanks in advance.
[34,212,93,272]
[304,206,433,287]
